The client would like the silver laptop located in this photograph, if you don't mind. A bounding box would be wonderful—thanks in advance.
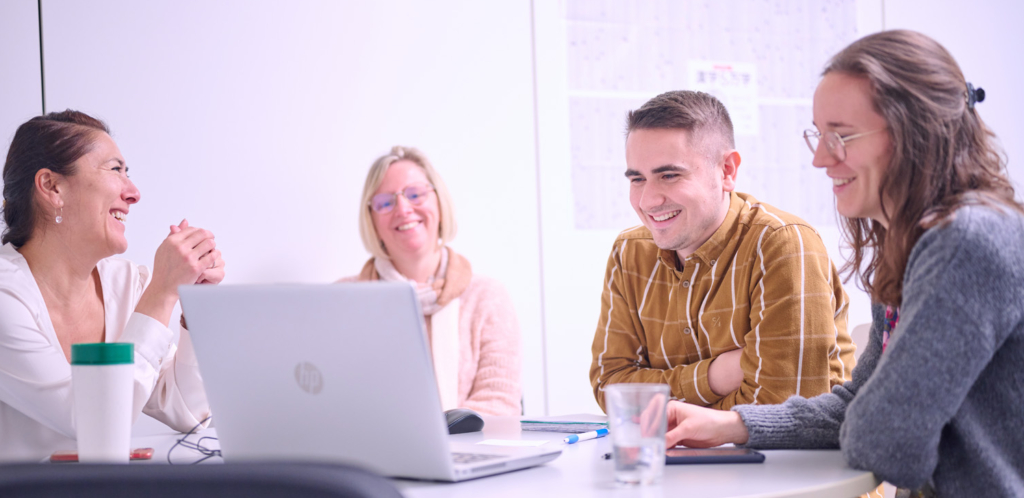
[179,282,560,481]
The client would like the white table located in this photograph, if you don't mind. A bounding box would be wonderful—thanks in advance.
[133,415,879,498]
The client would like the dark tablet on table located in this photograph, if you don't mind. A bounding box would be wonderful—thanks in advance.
[665,447,765,464]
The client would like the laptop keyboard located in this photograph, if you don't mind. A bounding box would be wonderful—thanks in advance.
[451,452,504,464]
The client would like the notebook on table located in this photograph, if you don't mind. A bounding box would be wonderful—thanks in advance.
[179,282,560,482]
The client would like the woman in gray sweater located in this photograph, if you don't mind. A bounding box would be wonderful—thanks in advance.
[663,30,1024,497]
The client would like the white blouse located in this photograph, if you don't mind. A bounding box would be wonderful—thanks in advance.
[0,243,210,462]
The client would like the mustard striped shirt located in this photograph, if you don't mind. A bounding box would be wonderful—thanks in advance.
[590,192,855,410]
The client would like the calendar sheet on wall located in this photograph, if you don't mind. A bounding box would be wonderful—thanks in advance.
[565,0,859,230]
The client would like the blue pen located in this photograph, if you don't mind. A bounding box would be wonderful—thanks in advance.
[563,428,609,444]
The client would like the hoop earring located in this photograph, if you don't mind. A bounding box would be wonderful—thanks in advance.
[55,207,63,224]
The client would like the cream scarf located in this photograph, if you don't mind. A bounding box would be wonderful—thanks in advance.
[364,247,472,410]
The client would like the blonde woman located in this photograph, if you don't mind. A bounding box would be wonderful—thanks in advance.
[341,146,521,416]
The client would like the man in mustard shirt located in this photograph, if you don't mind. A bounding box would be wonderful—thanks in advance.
[590,90,856,411]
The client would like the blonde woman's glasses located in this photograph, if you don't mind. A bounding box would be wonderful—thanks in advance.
[803,128,886,162]
[369,184,435,214]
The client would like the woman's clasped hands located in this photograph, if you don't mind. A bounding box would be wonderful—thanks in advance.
[163,219,224,286]
[136,219,225,326]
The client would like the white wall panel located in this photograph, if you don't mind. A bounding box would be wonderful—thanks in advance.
[0,0,42,166]
[41,0,547,414]
[884,0,1024,193]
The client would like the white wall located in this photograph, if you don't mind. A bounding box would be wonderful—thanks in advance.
[0,0,42,160]
[884,0,1024,192]
[531,0,619,416]
[34,0,547,414]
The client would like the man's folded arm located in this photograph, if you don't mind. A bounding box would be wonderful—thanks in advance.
[589,241,724,411]
[709,225,847,411]
[592,342,725,410]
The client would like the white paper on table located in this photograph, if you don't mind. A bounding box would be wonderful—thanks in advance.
[476,439,549,447]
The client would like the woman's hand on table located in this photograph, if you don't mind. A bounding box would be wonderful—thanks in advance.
[664,400,749,449]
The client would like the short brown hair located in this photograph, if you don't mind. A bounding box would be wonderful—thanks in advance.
[626,90,735,156]
[825,30,1022,306]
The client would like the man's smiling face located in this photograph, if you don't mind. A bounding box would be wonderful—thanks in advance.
[625,127,734,259]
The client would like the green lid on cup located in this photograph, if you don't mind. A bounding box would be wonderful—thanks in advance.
[71,343,134,365]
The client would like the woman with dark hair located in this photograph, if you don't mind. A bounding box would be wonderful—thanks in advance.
[0,111,223,461]
[661,30,1024,497]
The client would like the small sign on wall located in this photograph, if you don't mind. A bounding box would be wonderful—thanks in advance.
[688,61,759,136]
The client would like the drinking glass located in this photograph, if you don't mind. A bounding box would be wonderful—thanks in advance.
[605,383,669,485]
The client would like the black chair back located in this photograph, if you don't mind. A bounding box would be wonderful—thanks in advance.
[0,461,403,498]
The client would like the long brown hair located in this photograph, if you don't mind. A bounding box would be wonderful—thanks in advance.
[2,110,109,248]
[825,30,1022,307]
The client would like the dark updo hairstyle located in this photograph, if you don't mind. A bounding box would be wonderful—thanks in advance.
[825,30,1022,307]
[2,110,109,248]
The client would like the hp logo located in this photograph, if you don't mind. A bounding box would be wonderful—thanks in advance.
[294,362,324,394]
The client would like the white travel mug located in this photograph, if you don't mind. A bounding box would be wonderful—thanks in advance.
[71,343,134,463]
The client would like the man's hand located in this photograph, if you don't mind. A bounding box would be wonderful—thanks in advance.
[708,348,744,396]
[665,400,749,448]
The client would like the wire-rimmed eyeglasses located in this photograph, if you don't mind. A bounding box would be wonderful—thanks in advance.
[368,184,435,214]
[803,128,886,162]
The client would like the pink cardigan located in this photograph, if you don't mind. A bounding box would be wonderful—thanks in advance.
[341,266,522,416]
[432,274,522,416]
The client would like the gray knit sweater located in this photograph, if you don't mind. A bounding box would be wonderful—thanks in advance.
[734,204,1024,497]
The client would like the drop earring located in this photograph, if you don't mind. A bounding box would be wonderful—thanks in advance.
[55,206,63,224]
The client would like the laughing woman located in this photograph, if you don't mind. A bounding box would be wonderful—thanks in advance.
[341,146,521,416]
[660,31,1024,497]
[0,111,222,461]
